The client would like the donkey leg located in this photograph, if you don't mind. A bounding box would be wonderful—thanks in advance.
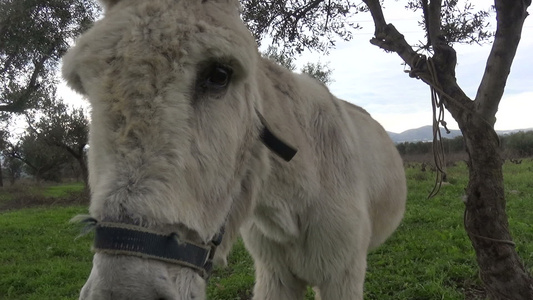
[312,287,322,300]
[315,257,367,300]
[252,261,307,300]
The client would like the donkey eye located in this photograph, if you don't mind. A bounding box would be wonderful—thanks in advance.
[204,64,232,91]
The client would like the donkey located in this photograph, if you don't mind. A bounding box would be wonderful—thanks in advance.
[62,0,406,299]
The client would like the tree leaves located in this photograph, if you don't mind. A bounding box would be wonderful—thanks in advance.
[0,0,100,113]
[241,0,362,54]
[261,45,334,85]
[406,0,493,50]
[300,61,334,85]
[242,0,493,55]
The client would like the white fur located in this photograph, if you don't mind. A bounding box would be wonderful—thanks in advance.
[62,0,406,299]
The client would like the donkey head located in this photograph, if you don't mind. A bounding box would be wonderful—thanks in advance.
[63,0,267,298]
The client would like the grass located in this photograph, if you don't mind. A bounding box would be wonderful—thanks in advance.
[0,181,86,211]
[0,206,92,300]
[39,182,85,198]
[1,161,532,299]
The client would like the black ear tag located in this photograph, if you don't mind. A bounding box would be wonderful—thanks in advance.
[256,111,298,162]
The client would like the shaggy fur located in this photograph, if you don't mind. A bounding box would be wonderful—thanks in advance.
[62,0,406,299]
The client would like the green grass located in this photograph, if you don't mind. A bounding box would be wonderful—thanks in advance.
[0,182,86,211]
[0,187,15,202]
[40,182,85,198]
[0,206,93,300]
[1,161,532,299]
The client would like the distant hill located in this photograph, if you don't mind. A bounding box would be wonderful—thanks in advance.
[388,125,533,143]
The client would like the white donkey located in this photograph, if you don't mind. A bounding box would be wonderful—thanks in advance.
[62,0,406,299]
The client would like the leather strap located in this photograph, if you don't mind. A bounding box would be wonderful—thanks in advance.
[93,223,221,278]
[256,111,298,161]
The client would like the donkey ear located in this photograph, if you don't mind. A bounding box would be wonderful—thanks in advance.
[61,41,91,96]
[62,49,86,96]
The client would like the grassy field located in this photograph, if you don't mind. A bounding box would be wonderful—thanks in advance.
[1,161,532,299]
[0,182,86,211]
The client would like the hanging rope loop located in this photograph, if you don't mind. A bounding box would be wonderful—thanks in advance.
[408,55,448,198]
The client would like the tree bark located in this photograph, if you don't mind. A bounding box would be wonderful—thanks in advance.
[75,150,88,187]
[362,0,533,298]
[0,161,3,187]
[461,1,533,298]
[62,145,88,186]
[462,115,533,299]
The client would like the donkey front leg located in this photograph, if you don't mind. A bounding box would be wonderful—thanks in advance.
[315,256,367,300]
[252,260,307,300]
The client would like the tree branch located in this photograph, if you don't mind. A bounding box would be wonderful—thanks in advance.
[1,54,15,74]
[292,0,323,20]
[0,103,26,113]
[0,44,55,113]
[362,0,471,122]
[363,0,438,87]
[475,0,530,125]
[427,0,443,47]
[285,0,324,41]
[5,142,39,172]
[325,0,332,30]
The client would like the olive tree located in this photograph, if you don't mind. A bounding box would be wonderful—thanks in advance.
[0,0,99,113]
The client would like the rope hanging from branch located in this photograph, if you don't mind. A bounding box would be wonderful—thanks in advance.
[409,55,448,198]
[427,57,449,198]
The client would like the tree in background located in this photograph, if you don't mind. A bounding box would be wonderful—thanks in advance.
[0,0,97,185]
[2,154,23,185]
[502,131,533,158]
[262,45,297,70]
[25,96,89,185]
[5,132,69,183]
[0,0,99,113]
[0,128,8,187]
[242,0,533,298]
[300,61,334,85]
[262,45,334,85]
[242,0,362,54]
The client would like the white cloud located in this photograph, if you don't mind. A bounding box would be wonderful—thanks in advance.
[496,92,533,130]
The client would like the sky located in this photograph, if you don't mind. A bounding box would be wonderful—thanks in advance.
[58,0,532,134]
[293,1,533,133]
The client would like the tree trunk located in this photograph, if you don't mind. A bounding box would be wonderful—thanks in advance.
[461,117,533,299]
[77,155,88,187]
[361,0,533,298]
[0,163,3,187]
[61,145,88,187]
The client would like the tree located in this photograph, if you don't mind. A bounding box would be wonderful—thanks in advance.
[0,128,8,187]
[26,97,89,185]
[301,61,334,85]
[241,0,533,298]
[503,131,533,157]
[2,154,23,185]
[242,0,362,54]
[1,0,99,185]
[0,0,100,113]
[262,45,297,70]
[262,45,334,85]
[5,132,69,183]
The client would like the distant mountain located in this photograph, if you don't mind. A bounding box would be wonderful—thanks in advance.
[387,126,533,143]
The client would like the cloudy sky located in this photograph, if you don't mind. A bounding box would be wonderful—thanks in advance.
[59,1,532,134]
